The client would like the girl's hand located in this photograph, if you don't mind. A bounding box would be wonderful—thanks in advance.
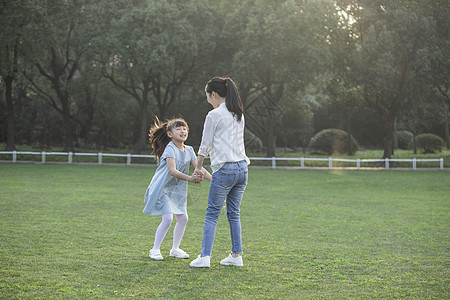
[191,172,203,183]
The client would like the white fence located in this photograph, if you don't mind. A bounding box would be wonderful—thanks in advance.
[0,151,445,170]
[250,156,444,170]
[0,151,154,165]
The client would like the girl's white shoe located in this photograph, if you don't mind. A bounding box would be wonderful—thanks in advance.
[220,254,243,267]
[149,249,163,260]
[169,248,189,259]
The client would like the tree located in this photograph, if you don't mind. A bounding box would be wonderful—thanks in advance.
[324,1,368,153]
[24,0,98,151]
[428,0,450,148]
[335,0,439,158]
[0,0,37,150]
[98,0,214,151]
[69,58,103,148]
[232,0,338,156]
[401,92,439,154]
[276,88,315,150]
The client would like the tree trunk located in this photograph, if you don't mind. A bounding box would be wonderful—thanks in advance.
[346,119,353,155]
[4,75,16,150]
[444,103,450,149]
[134,100,149,152]
[412,131,417,154]
[51,77,74,151]
[266,116,275,157]
[392,116,398,154]
[77,87,96,147]
[383,135,393,158]
[382,116,395,159]
[61,93,74,151]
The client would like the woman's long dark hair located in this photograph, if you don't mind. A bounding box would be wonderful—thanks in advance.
[148,116,189,159]
[205,77,244,121]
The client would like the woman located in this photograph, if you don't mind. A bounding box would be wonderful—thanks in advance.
[190,77,250,268]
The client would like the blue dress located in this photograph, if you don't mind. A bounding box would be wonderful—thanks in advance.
[143,142,197,216]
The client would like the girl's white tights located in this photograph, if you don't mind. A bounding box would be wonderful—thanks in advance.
[152,213,188,250]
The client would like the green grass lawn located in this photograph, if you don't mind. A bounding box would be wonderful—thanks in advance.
[0,164,449,299]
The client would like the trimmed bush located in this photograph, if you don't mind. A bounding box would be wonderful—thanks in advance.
[397,130,413,149]
[416,133,444,153]
[309,129,359,155]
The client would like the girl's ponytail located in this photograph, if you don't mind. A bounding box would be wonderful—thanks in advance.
[148,116,189,159]
[148,117,171,159]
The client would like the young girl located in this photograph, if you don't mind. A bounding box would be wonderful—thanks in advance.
[143,117,211,260]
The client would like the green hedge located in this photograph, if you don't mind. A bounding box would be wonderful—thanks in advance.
[308,129,359,155]
[416,133,444,153]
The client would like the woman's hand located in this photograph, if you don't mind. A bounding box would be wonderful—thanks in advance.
[194,168,204,176]
[191,157,211,182]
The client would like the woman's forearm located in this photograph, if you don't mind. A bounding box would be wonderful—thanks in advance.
[196,155,205,171]
[201,167,212,181]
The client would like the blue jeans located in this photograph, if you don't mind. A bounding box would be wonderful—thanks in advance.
[201,160,248,256]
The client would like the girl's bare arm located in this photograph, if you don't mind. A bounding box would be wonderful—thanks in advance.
[166,157,199,182]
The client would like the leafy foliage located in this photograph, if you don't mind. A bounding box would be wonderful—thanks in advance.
[331,0,446,158]
[232,0,338,156]
[0,0,448,155]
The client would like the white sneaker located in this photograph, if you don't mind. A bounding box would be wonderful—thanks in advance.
[149,249,163,261]
[170,248,189,259]
[190,255,210,268]
[220,254,243,267]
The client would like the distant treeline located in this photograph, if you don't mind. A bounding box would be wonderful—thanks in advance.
[1,0,449,157]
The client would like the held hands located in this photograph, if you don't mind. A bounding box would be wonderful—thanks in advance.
[191,169,204,184]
